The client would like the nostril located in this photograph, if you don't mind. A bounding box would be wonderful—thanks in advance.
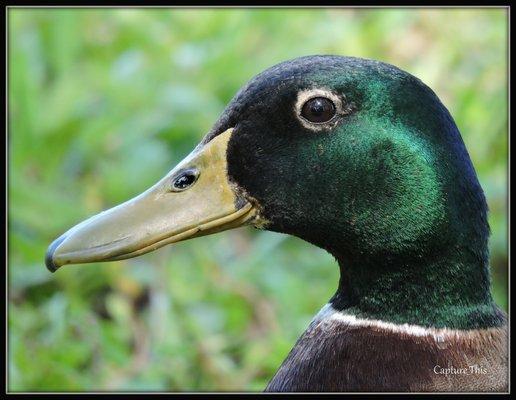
[171,168,199,192]
[174,173,196,189]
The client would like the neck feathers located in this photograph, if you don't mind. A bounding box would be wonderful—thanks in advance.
[330,253,504,330]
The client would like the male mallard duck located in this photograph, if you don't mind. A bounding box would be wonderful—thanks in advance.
[46,55,507,392]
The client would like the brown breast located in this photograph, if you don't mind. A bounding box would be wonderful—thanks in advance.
[265,316,507,392]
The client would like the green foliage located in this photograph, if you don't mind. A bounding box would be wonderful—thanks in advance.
[9,8,507,391]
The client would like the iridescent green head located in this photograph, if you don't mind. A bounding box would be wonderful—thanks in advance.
[209,55,500,329]
[46,56,503,329]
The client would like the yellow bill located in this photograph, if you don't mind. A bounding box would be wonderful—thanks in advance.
[45,128,256,272]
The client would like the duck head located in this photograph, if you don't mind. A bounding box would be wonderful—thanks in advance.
[46,56,502,330]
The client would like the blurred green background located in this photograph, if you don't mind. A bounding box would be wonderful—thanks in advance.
[8,8,508,392]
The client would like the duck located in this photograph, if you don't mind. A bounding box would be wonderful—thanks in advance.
[45,55,507,392]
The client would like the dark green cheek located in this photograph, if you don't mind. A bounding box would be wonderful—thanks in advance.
[335,122,445,257]
[288,119,445,258]
[261,121,502,329]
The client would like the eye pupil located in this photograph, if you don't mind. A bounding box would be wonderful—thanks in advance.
[301,97,336,123]
[310,99,325,115]
[172,170,198,191]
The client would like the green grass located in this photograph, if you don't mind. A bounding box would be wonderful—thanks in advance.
[8,8,507,391]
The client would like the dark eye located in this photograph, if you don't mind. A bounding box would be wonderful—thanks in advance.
[301,97,336,123]
[171,169,199,192]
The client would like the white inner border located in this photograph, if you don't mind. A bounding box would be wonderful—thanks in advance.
[294,88,346,131]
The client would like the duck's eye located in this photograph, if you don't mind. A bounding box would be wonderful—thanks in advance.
[301,97,336,123]
[171,169,199,192]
